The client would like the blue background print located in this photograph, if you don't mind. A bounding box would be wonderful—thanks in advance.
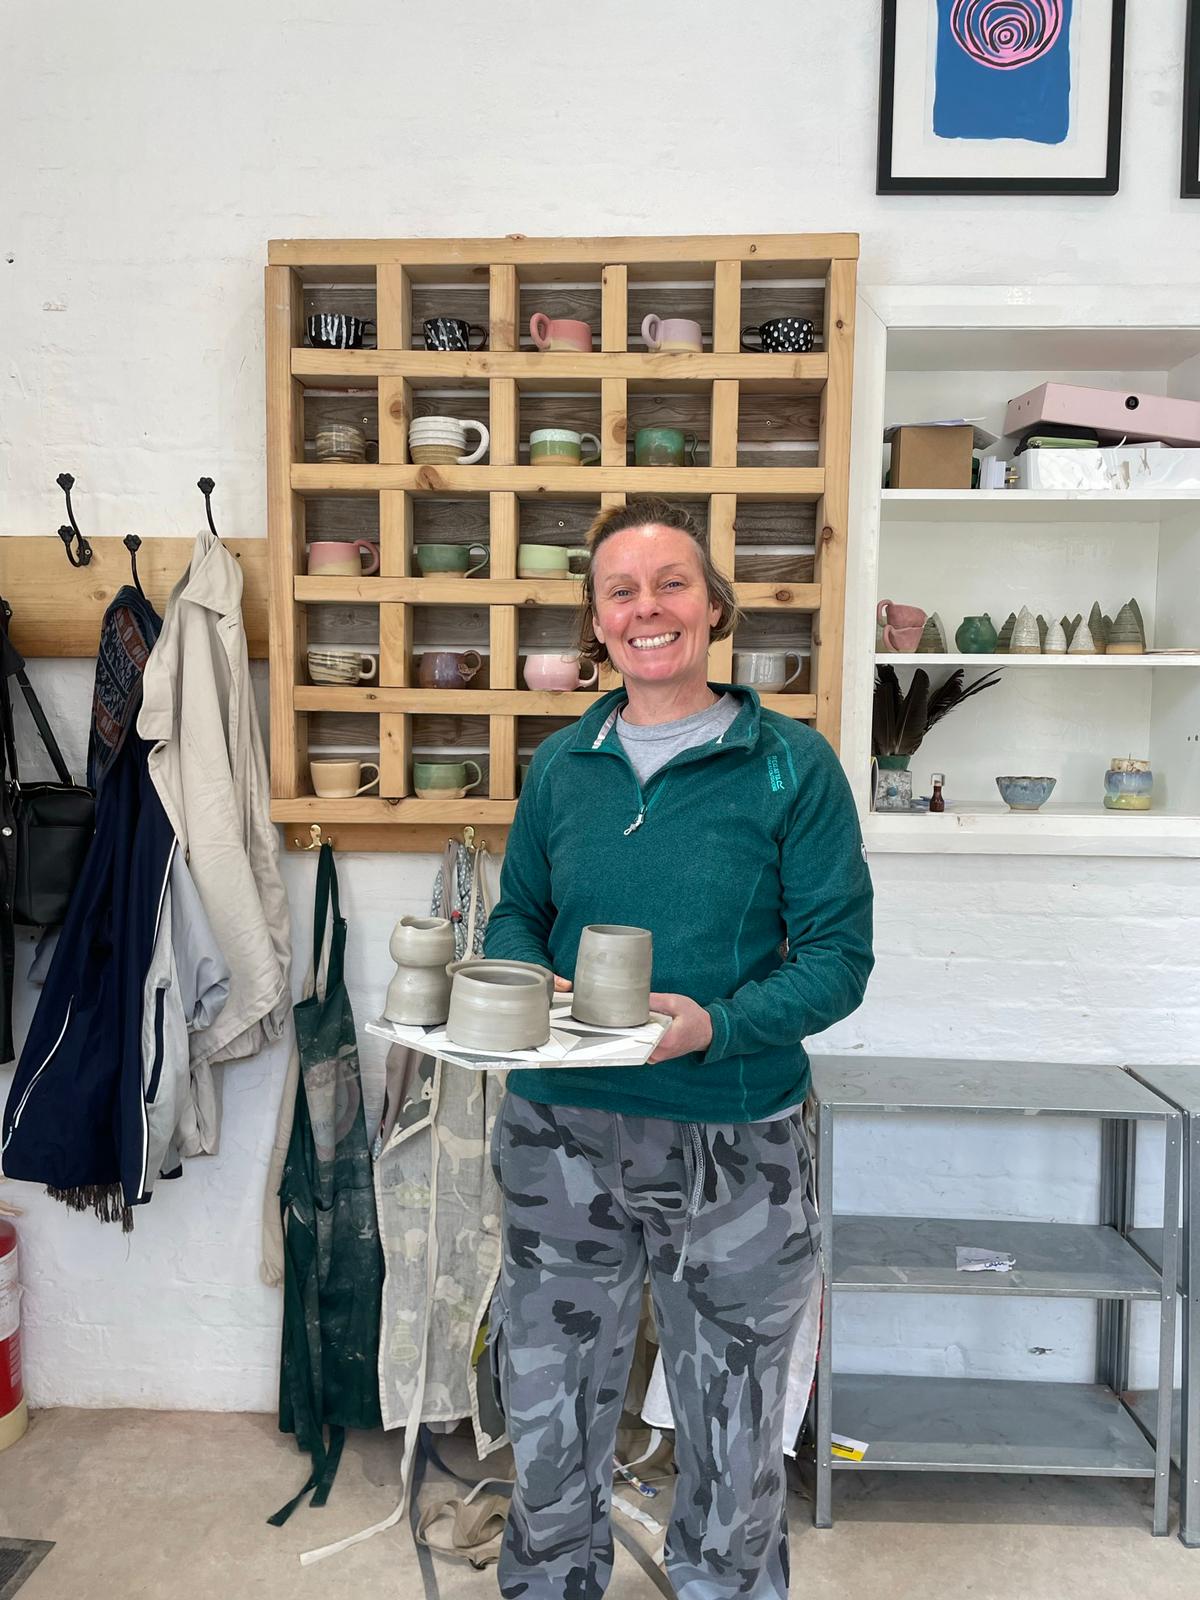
[932,0,1073,145]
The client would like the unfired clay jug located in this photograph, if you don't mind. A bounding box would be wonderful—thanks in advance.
[385,915,456,1026]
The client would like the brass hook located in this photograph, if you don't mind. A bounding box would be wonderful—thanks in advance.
[462,825,485,853]
[293,822,331,850]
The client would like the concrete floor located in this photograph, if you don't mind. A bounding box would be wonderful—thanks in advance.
[1,1409,1198,1599]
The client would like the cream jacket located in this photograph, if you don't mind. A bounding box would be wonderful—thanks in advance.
[137,531,291,1121]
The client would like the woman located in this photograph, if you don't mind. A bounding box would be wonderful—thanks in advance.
[485,498,873,1600]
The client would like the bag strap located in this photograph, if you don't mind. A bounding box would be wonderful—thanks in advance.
[311,842,346,993]
[0,603,73,787]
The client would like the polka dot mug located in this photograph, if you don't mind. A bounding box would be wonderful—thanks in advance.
[740,317,815,353]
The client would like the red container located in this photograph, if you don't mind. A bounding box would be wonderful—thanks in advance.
[0,1218,26,1449]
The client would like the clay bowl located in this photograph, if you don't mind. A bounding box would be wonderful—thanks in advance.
[446,960,552,1051]
[573,924,653,1028]
[390,915,456,968]
[995,775,1057,812]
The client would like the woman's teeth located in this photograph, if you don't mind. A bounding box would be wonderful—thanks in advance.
[629,632,680,650]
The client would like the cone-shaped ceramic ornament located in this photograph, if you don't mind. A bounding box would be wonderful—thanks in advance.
[1036,613,1048,649]
[1044,618,1068,654]
[996,612,1016,652]
[1067,619,1099,655]
[1010,606,1041,654]
[1087,602,1109,652]
[916,617,943,653]
[1108,600,1146,654]
[1060,614,1082,647]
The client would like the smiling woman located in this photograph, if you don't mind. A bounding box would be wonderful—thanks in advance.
[481,496,875,1600]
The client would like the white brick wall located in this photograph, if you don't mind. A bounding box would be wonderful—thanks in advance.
[2,0,1199,1409]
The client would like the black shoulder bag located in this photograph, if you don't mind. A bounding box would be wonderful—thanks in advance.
[0,603,95,928]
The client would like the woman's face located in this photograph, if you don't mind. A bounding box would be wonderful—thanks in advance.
[590,524,721,692]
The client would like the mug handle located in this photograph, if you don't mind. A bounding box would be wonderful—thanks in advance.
[684,433,698,465]
[876,599,891,624]
[530,312,551,349]
[882,624,901,652]
[641,313,661,351]
[740,326,762,351]
[580,432,601,464]
[458,419,490,465]
[357,654,377,682]
[782,651,804,687]
[465,543,490,576]
[459,649,483,682]
[358,541,381,575]
[462,760,484,793]
[355,763,381,795]
[469,323,489,350]
[577,660,599,688]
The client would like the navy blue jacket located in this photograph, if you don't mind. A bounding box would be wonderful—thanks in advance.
[0,587,176,1225]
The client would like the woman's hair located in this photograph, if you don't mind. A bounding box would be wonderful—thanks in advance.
[576,498,740,667]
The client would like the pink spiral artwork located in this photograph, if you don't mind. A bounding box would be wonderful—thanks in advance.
[949,0,1064,71]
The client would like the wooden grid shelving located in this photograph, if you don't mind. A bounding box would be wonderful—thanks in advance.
[266,233,858,851]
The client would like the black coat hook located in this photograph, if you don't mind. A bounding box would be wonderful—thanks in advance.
[55,473,94,568]
[198,477,219,539]
[123,533,145,598]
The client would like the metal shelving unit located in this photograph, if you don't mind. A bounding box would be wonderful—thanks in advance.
[1123,1063,1200,1547]
[810,1057,1182,1536]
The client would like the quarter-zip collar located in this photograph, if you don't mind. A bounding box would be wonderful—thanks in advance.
[570,682,762,760]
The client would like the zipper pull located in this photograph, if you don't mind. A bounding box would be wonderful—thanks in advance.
[623,811,645,836]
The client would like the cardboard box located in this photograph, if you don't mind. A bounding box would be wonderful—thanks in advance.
[890,424,974,489]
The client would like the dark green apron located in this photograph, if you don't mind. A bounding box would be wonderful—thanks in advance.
[270,844,383,1524]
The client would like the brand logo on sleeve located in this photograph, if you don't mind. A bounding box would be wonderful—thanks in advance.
[766,754,784,793]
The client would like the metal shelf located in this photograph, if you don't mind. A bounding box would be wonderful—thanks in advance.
[832,1216,1163,1299]
[810,1056,1183,1536]
[831,1375,1156,1477]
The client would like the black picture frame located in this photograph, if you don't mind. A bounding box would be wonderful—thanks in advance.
[1183,0,1200,196]
[877,0,1126,195]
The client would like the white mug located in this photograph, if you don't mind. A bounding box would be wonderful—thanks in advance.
[733,650,804,693]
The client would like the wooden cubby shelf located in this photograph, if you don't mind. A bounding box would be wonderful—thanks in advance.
[267,233,858,850]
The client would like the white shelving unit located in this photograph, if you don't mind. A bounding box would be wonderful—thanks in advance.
[845,288,1200,859]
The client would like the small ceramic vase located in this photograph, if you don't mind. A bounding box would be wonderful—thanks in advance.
[1009,606,1041,654]
[1067,619,1098,655]
[996,612,1017,653]
[873,763,913,812]
[385,916,457,1025]
[955,614,998,654]
[1044,618,1068,654]
[572,925,653,1028]
[1103,757,1153,811]
[1107,601,1146,654]
[446,960,552,1051]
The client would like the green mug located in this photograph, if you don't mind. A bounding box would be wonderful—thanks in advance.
[634,426,697,467]
[413,759,484,799]
[517,543,571,578]
[414,542,489,577]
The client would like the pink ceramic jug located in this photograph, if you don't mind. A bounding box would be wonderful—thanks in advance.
[523,652,600,692]
[876,599,927,653]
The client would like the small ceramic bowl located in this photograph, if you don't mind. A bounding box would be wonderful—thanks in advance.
[995,775,1057,812]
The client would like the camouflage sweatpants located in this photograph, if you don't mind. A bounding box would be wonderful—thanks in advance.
[487,1090,820,1600]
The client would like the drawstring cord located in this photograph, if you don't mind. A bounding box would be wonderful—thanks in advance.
[674,1123,709,1283]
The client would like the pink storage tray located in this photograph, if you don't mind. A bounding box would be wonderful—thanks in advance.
[1004,382,1200,447]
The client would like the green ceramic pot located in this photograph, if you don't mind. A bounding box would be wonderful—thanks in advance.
[955,614,998,653]
[876,754,911,771]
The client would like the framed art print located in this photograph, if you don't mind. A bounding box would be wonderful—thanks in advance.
[1184,0,1200,196]
[878,0,1126,194]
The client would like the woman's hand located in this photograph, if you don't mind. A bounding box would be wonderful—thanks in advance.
[553,975,571,992]
[647,992,713,1063]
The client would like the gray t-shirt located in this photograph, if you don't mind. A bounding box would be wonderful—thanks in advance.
[616,692,740,785]
[615,692,799,1123]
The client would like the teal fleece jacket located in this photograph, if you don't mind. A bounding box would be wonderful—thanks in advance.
[484,685,874,1123]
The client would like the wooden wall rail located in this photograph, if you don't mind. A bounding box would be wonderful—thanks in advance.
[0,537,269,658]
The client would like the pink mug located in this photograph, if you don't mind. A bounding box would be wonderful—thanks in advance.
[641,314,703,353]
[876,599,927,653]
[529,313,593,353]
[307,539,380,577]
[522,652,600,692]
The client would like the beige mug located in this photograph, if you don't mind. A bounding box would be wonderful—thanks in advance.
[310,759,380,798]
[732,649,804,693]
